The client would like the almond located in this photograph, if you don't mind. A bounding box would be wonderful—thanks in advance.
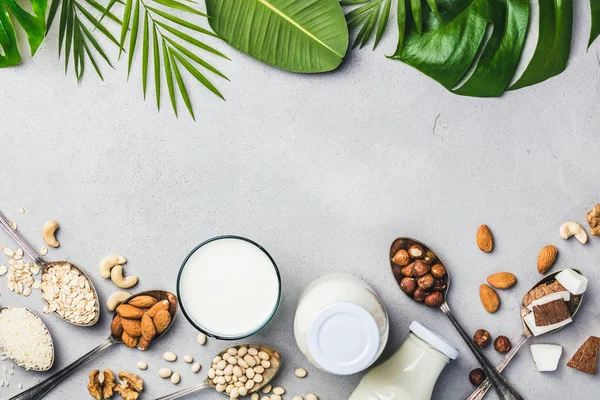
[122,331,139,348]
[111,315,124,337]
[153,309,171,333]
[128,295,158,309]
[116,304,144,319]
[141,313,157,342]
[480,284,500,313]
[537,245,558,274]
[138,336,151,351]
[487,272,517,289]
[121,318,142,337]
[146,300,169,318]
[476,224,494,253]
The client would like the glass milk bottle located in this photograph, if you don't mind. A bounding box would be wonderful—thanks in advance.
[349,321,459,400]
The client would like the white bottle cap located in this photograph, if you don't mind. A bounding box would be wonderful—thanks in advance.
[409,321,459,360]
[307,302,380,375]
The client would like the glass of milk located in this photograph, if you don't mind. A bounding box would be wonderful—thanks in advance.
[177,236,282,340]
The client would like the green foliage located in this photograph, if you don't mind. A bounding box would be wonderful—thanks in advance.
[0,0,47,67]
[589,0,600,48]
[205,0,348,73]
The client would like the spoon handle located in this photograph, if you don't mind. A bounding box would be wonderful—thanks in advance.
[9,338,115,400]
[465,334,530,400]
[0,211,46,266]
[153,381,211,400]
[440,302,524,400]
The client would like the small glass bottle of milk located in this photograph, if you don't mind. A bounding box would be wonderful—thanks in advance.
[349,321,459,400]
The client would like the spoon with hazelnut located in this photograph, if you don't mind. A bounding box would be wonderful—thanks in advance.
[390,237,523,400]
[9,291,178,400]
[466,269,584,400]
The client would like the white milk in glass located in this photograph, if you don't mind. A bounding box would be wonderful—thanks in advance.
[178,237,280,338]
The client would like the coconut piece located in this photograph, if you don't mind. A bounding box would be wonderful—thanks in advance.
[533,299,571,327]
[531,344,562,372]
[524,312,572,336]
[567,337,600,375]
[523,281,567,307]
[555,269,588,295]
[527,292,571,311]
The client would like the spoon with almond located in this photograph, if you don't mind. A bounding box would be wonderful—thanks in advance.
[0,211,100,327]
[154,344,281,400]
[466,268,585,400]
[9,291,178,400]
[391,237,524,400]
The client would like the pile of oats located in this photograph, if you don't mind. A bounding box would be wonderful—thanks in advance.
[40,263,97,324]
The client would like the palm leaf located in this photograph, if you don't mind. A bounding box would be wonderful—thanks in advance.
[171,47,224,98]
[142,11,149,96]
[0,0,47,67]
[127,0,141,75]
[169,50,195,120]
[118,0,133,57]
[205,0,348,73]
[162,39,177,116]
[153,24,161,110]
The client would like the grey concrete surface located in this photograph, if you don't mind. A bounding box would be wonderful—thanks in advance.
[1,2,600,399]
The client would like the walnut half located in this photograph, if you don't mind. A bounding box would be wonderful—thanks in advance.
[87,370,102,400]
[587,203,600,236]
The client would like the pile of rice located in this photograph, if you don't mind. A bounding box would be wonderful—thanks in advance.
[0,307,53,370]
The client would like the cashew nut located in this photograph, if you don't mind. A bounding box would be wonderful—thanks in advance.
[42,220,60,248]
[560,221,588,244]
[106,291,132,311]
[99,254,127,279]
[110,264,138,288]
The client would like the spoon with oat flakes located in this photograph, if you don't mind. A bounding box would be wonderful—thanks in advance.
[0,210,100,327]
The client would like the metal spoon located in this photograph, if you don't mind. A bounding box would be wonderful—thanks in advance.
[154,344,281,400]
[9,290,178,400]
[466,268,584,400]
[390,237,524,400]
[0,306,55,371]
[0,211,100,327]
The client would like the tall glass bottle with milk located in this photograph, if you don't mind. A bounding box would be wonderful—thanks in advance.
[349,321,459,400]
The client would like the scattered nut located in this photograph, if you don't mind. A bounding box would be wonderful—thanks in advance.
[106,292,132,312]
[163,352,177,362]
[486,272,517,289]
[19,208,25,214]
[183,355,193,363]
[9,221,17,231]
[560,221,588,244]
[40,246,48,256]
[170,372,181,384]
[476,224,494,252]
[473,329,491,348]
[98,254,127,279]
[292,397,304,400]
[262,384,272,393]
[136,361,147,370]
[469,368,486,385]
[42,220,60,248]
[191,362,201,373]
[479,284,500,313]
[587,204,600,236]
[111,265,138,289]
[537,245,558,274]
[295,367,307,378]
[306,394,319,400]
[494,336,512,353]
[158,368,172,378]
[197,332,207,345]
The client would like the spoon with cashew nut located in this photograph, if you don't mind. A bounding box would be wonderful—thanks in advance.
[154,344,281,400]
[9,291,178,400]
[390,237,524,400]
[0,210,100,327]
[466,269,584,400]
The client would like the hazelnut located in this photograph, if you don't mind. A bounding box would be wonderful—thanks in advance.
[411,260,431,277]
[392,249,411,266]
[469,368,486,386]
[494,336,512,353]
[413,288,428,303]
[417,274,435,290]
[424,250,437,263]
[473,329,491,348]
[401,265,414,277]
[433,279,446,291]
[424,291,443,307]
[408,244,424,259]
[431,264,447,278]
[400,277,417,295]
[392,264,403,278]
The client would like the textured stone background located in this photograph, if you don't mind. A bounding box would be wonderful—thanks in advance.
[1,2,600,399]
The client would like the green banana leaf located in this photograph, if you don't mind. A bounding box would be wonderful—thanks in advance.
[205,0,349,73]
[589,0,600,47]
[392,0,529,97]
[510,0,572,90]
[0,0,47,67]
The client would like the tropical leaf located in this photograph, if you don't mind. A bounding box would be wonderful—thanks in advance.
[590,0,600,47]
[205,0,348,73]
[0,0,47,67]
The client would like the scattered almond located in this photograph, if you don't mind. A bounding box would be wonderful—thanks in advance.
[487,272,517,289]
[480,284,500,313]
[476,224,494,252]
[537,245,558,274]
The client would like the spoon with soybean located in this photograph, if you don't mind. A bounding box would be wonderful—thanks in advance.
[9,291,178,400]
[154,344,281,400]
[0,211,100,327]
[466,269,584,400]
[390,237,524,400]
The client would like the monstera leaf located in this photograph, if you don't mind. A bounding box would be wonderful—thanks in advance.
[205,0,349,73]
[0,0,47,67]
